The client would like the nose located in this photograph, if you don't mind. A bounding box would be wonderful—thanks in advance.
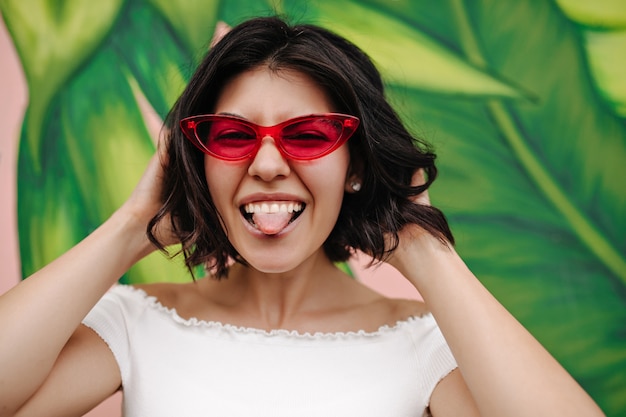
[247,136,291,181]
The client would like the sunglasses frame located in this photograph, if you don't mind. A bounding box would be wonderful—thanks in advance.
[179,113,360,161]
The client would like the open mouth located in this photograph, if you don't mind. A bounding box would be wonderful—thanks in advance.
[240,202,306,235]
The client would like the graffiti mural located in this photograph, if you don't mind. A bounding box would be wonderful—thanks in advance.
[1,0,624,415]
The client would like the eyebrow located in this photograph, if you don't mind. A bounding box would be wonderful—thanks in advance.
[216,111,245,119]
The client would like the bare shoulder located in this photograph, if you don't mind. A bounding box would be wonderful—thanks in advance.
[131,280,212,320]
[132,281,196,306]
[352,279,430,329]
[378,296,430,323]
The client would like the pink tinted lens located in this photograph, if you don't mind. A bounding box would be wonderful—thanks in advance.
[280,117,344,158]
[198,118,258,159]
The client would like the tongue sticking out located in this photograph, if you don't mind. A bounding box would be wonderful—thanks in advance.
[252,212,293,235]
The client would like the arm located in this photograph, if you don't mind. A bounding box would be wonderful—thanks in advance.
[394,230,604,417]
[0,152,169,416]
[388,175,605,417]
[13,325,121,417]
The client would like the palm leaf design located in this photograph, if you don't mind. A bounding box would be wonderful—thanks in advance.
[2,0,624,414]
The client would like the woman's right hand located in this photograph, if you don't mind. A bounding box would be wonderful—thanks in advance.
[115,139,179,251]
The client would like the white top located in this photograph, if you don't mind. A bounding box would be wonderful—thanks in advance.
[83,285,457,417]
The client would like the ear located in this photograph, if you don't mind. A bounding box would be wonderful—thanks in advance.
[345,157,364,193]
[345,173,362,193]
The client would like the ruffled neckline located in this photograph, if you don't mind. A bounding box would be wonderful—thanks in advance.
[114,284,429,341]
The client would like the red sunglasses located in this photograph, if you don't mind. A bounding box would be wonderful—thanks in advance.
[179,113,360,161]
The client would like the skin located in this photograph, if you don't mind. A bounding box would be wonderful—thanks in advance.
[0,67,605,417]
[205,68,350,276]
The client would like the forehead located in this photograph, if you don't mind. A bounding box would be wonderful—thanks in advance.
[213,67,336,124]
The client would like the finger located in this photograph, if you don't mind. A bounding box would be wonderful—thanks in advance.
[411,169,426,186]
[210,21,232,48]
[410,169,431,206]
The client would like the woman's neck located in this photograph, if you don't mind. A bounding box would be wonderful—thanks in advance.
[202,251,353,330]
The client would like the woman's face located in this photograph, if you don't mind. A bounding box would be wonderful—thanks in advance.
[204,67,351,274]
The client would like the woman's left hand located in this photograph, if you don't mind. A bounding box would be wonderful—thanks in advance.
[383,169,451,287]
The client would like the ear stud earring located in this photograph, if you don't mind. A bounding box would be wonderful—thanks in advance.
[350,181,362,192]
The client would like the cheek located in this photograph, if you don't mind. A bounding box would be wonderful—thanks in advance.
[333,148,352,186]
[308,149,350,206]
[204,158,238,212]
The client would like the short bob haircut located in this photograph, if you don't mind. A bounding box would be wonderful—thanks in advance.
[149,16,454,278]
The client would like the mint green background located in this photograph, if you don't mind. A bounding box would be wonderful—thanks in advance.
[2,0,624,414]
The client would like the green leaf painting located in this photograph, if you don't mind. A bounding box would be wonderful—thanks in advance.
[2,0,624,414]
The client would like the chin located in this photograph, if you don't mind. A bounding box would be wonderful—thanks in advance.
[246,260,299,275]
[232,240,328,276]
[239,250,314,276]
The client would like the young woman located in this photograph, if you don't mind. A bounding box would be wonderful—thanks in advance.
[0,16,604,417]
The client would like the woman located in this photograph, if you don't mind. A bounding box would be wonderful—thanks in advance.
[0,16,604,417]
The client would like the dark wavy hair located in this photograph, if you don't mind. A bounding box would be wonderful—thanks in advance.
[148,16,454,278]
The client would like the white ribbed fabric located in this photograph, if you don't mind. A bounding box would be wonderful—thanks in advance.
[83,285,457,417]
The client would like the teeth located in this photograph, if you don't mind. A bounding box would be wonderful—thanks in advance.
[244,202,303,214]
